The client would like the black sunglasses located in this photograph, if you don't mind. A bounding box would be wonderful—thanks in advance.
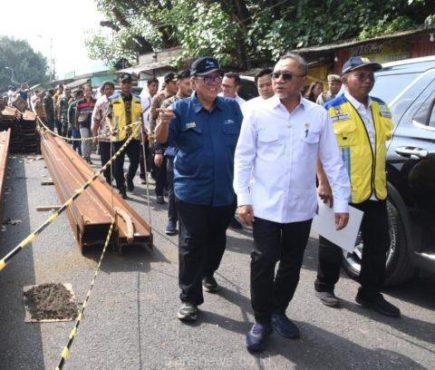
[272,71,306,81]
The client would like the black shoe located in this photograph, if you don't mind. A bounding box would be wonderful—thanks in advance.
[177,302,198,322]
[126,178,134,192]
[165,221,177,235]
[119,190,128,199]
[229,216,243,230]
[202,275,219,293]
[139,173,146,180]
[156,195,165,204]
[246,322,273,352]
[271,313,300,339]
[315,291,341,308]
[356,292,401,318]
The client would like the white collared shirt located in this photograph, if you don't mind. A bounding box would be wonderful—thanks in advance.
[234,95,350,223]
[218,93,246,109]
[344,90,375,150]
[242,95,272,115]
[344,90,377,200]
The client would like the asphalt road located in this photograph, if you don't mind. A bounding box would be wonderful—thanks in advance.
[0,154,434,370]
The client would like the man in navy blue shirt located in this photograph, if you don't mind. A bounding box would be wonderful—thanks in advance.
[155,57,243,322]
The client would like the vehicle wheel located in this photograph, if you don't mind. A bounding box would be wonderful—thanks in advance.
[342,199,415,286]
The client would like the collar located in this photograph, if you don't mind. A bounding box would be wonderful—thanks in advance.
[268,94,307,111]
[191,92,222,113]
[121,92,132,99]
[344,90,372,110]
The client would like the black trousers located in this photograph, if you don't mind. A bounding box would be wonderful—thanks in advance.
[177,199,234,305]
[315,200,389,298]
[99,141,112,184]
[155,156,167,196]
[166,156,177,223]
[55,119,62,135]
[112,139,140,192]
[251,217,312,324]
[139,139,152,177]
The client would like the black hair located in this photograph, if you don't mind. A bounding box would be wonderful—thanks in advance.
[147,77,159,86]
[100,81,115,94]
[255,68,273,84]
[224,72,241,86]
[177,69,191,80]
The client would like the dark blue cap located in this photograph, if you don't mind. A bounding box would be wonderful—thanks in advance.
[119,73,133,83]
[191,57,221,76]
[342,56,382,75]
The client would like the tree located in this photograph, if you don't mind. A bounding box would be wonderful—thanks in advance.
[0,36,50,92]
[87,0,434,69]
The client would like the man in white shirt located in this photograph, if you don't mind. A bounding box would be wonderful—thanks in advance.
[139,77,159,183]
[220,71,246,108]
[234,53,350,352]
[243,68,274,114]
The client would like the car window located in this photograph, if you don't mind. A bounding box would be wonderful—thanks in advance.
[430,106,435,128]
[371,73,420,104]
[413,93,435,127]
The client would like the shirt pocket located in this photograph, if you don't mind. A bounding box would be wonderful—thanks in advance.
[180,124,203,148]
[258,129,279,143]
[258,129,282,161]
[333,120,357,147]
[222,124,239,146]
[302,130,320,144]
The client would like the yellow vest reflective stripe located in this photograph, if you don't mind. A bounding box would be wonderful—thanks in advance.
[110,95,143,142]
[326,96,394,204]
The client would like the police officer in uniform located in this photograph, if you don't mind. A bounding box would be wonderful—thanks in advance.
[315,56,401,318]
[108,73,143,198]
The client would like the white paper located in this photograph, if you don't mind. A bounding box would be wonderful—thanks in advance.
[312,200,364,252]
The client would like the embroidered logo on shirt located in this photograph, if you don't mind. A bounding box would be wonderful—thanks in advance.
[185,122,196,129]
[224,119,235,125]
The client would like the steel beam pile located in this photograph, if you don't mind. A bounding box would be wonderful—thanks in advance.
[0,129,11,216]
[40,132,153,252]
[0,107,40,154]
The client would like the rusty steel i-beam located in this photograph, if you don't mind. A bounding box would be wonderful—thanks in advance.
[0,129,11,216]
[40,132,152,252]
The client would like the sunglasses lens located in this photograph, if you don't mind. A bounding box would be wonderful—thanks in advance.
[272,72,293,81]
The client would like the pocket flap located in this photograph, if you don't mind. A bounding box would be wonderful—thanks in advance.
[222,124,239,135]
[258,130,279,142]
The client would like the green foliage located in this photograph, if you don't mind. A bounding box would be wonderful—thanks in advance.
[88,0,434,68]
[0,36,49,91]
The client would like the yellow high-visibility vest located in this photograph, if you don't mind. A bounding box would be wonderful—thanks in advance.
[109,94,142,142]
[326,95,394,204]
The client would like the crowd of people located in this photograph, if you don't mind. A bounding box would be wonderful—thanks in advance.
[155,53,400,353]
[5,52,400,353]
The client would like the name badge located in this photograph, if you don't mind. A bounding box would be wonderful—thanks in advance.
[185,122,196,129]
[331,114,350,122]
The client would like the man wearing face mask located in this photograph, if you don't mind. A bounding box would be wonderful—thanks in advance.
[315,57,400,319]
[234,53,350,352]
[155,57,243,322]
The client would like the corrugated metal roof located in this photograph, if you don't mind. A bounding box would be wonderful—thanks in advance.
[64,78,90,89]
[293,27,435,54]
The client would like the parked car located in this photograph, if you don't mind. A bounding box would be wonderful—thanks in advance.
[343,56,435,286]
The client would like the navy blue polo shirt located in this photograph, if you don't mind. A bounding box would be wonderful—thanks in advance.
[168,93,243,206]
